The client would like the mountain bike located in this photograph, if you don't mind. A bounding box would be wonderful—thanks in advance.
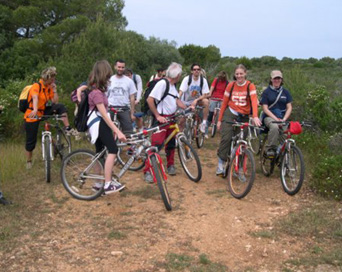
[39,114,72,183]
[260,121,310,195]
[183,106,205,148]
[221,121,260,199]
[60,126,173,210]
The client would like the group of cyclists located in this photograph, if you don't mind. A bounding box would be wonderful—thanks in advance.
[0,59,293,204]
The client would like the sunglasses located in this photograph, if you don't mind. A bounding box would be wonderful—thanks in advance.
[192,68,201,71]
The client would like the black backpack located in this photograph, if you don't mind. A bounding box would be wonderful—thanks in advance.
[187,75,204,95]
[74,89,94,132]
[141,78,171,114]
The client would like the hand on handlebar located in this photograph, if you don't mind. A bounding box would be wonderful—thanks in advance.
[116,131,127,142]
[28,110,38,119]
[252,117,262,127]
[156,115,167,123]
[217,121,221,131]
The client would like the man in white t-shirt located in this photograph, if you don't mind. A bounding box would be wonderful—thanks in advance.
[179,63,210,136]
[144,62,189,183]
[107,59,137,134]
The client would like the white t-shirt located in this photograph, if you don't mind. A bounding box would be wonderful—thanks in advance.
[179,75,209,103]
[149,79,179,115]
[107,75,137,107]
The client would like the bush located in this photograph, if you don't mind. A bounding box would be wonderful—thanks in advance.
[311,155,342,200]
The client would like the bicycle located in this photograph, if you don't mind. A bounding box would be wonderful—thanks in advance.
[221,121,261,199]
[260,121,310,195]
[60,126,174,210]
[183,106,205,148]
[208,99,222,138]
[38,114,72,183]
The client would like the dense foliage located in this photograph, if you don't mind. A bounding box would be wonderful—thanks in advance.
[0,0,341,200]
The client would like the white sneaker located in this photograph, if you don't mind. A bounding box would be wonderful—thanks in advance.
[199,123,206,133]
[204,134,209,139]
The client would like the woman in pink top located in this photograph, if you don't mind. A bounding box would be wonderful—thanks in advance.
[88,60,127,194]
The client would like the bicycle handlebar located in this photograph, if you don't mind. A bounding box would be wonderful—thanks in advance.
[271,121,312,127]
[226,121,265,130]
[30,114,67,121]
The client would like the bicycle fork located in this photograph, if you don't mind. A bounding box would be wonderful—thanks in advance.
[42,131,54,161]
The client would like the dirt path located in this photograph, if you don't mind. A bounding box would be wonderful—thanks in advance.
[1,139,314,272]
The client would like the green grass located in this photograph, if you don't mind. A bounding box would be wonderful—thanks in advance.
[154,253,228,272]
[107,230,127,240]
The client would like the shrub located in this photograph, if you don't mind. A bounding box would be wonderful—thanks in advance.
[310,155,342,200]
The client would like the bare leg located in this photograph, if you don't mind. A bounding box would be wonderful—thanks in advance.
[104,154,116,182]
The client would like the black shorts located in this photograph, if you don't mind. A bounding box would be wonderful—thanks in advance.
[95,119,118,154]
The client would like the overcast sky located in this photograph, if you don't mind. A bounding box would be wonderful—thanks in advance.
[123,0,342,60]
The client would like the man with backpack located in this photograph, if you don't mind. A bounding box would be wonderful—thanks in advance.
[179,63,210,135]
[107,59,137,134]
[143,62,189,183]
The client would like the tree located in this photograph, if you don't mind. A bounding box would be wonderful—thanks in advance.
[178,44,221,66]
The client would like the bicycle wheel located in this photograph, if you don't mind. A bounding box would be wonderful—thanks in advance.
[260,135,275,177]
[177,136,202,182]
[211,113,219,138]
[117,144,146,171]
[150,155,172,211]
[248,127,261,155]
[54,130,72,160]
[184,120,193,144]
[280,145,305,195]
[44,135,51,183]
[61,149,104,201]
[196,122,204,148]
[227,146,255,199]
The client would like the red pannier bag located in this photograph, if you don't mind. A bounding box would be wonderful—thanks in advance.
[289,121,302,135]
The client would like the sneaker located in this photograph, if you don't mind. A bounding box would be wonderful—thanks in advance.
[199,123,206,134]
[0,196,12,205]
[104,181,125,195]
[167,165,176,176]
[26,161,32,170]
[92,182,104,192]
[266,148,276,158]
[144,172,154,183]
[216,167,224,176]
[204,134,209,139]
[65,128,80,137]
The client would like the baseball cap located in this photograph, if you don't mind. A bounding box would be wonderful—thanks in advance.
[270,70,283,79]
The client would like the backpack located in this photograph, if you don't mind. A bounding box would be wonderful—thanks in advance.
[187,75,204,95]
[141,78,172,114]
[18,83,41,113]
[74,88,94,132]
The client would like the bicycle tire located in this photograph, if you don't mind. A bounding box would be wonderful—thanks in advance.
[184,120,193,144]
[196,130,204,148]
[55,130,72,160]
[211,114,219,138]
[44,136,51,183]
[177,136,202,182]
[227,146,255,199]
[260,135,275,177]
[280,145,305,195]
[61,149,105,201]
[248,127,261,155]
[150,155,172,211]
[117,144,146,171]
